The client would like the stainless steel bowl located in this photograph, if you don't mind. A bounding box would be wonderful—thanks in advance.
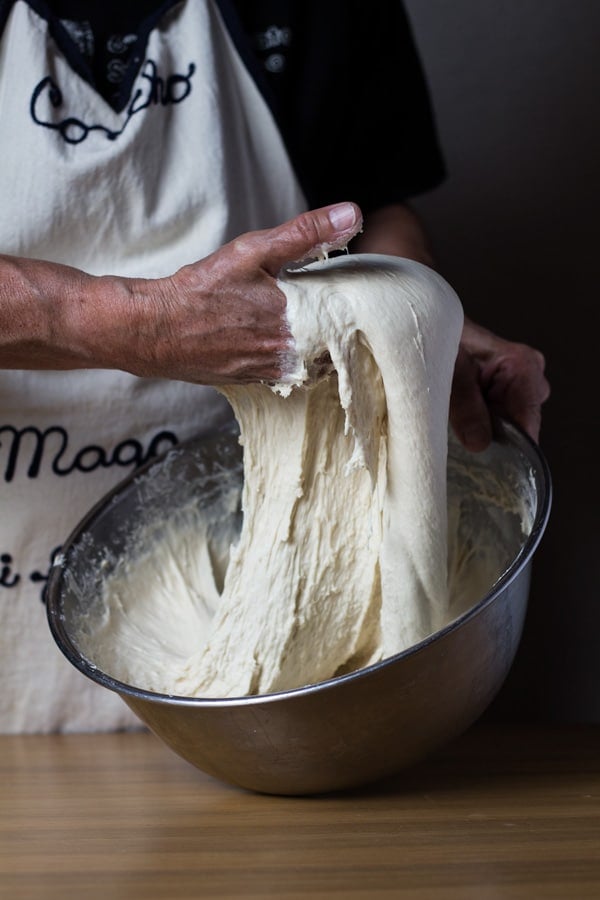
[47,420,551,795]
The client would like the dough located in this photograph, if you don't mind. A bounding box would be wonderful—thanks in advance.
[88,254,464,697]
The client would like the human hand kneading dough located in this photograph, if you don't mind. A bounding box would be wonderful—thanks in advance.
[151,202,363,384]
[0,202,362,384]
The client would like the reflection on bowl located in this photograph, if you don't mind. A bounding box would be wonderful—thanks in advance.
[47,421,551,795]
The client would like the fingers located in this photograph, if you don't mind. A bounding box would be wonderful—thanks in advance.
[245,202,363,275]
[483,346,550,443]
[451,330,550,452]
[450,345,494,452]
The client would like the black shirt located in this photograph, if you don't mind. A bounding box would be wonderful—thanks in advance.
[0,0,446,211]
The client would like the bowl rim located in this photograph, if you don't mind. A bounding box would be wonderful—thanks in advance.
[46,418,552,709]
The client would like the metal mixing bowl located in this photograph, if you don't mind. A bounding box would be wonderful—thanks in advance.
[46,420,551,795]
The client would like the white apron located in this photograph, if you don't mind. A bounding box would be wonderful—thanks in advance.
[0,0,306,732]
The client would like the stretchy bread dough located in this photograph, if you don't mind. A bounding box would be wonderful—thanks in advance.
[86,254,464,697]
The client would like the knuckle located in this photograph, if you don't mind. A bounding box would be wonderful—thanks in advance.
[294,212,322,247]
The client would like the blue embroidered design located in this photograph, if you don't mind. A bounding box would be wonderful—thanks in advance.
[30,59,196,144]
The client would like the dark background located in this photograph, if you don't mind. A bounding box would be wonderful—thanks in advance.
[404,0,600,720]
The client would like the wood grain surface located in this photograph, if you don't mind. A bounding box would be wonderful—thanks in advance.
[1,722,600,899]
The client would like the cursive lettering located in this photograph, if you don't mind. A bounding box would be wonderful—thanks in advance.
[30,59,196,144]
[0,425,178,483]
[0,553,20,588]
[30,546,63,604]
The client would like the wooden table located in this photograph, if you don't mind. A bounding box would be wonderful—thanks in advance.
[1,722,600,899]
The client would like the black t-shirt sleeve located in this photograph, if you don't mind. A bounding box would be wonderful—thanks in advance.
[222,0,446,212]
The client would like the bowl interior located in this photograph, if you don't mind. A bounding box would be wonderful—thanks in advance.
[47,420,550,704]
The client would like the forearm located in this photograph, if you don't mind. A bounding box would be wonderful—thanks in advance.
[351,203,434,266]
[0,253,139,371]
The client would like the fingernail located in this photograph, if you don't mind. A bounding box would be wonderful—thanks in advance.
[328,203,358,232]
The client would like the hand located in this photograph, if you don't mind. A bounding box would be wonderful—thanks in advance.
[450,316,550,451]
[146,201,362,384]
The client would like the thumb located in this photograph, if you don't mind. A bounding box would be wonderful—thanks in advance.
[257,202,363,274]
